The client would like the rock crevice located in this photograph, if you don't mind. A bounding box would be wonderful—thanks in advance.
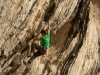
[0,0,99,75]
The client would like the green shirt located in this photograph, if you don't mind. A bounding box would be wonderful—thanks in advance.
[40,32,50,49]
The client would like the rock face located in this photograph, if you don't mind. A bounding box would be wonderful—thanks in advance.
[0,0,99,75]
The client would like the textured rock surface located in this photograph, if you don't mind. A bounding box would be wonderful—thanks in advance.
[0,0,99,75]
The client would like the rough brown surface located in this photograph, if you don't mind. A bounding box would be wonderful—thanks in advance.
[0,0,99,75]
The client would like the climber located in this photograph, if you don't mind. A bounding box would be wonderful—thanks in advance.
[27,21,50,64]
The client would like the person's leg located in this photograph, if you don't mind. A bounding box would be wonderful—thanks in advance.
[27,42,31,57]
[27,42,39,57]
[28,51,42,63]
[28,43,43,63]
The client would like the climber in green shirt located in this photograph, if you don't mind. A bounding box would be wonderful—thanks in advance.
[27,21,50,64]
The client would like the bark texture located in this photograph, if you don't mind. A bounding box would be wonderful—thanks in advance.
[0,0,99,75]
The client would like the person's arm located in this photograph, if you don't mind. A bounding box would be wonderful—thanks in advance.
[29,37,40,44]
[46,21,50,33]
[33,37,40,41]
